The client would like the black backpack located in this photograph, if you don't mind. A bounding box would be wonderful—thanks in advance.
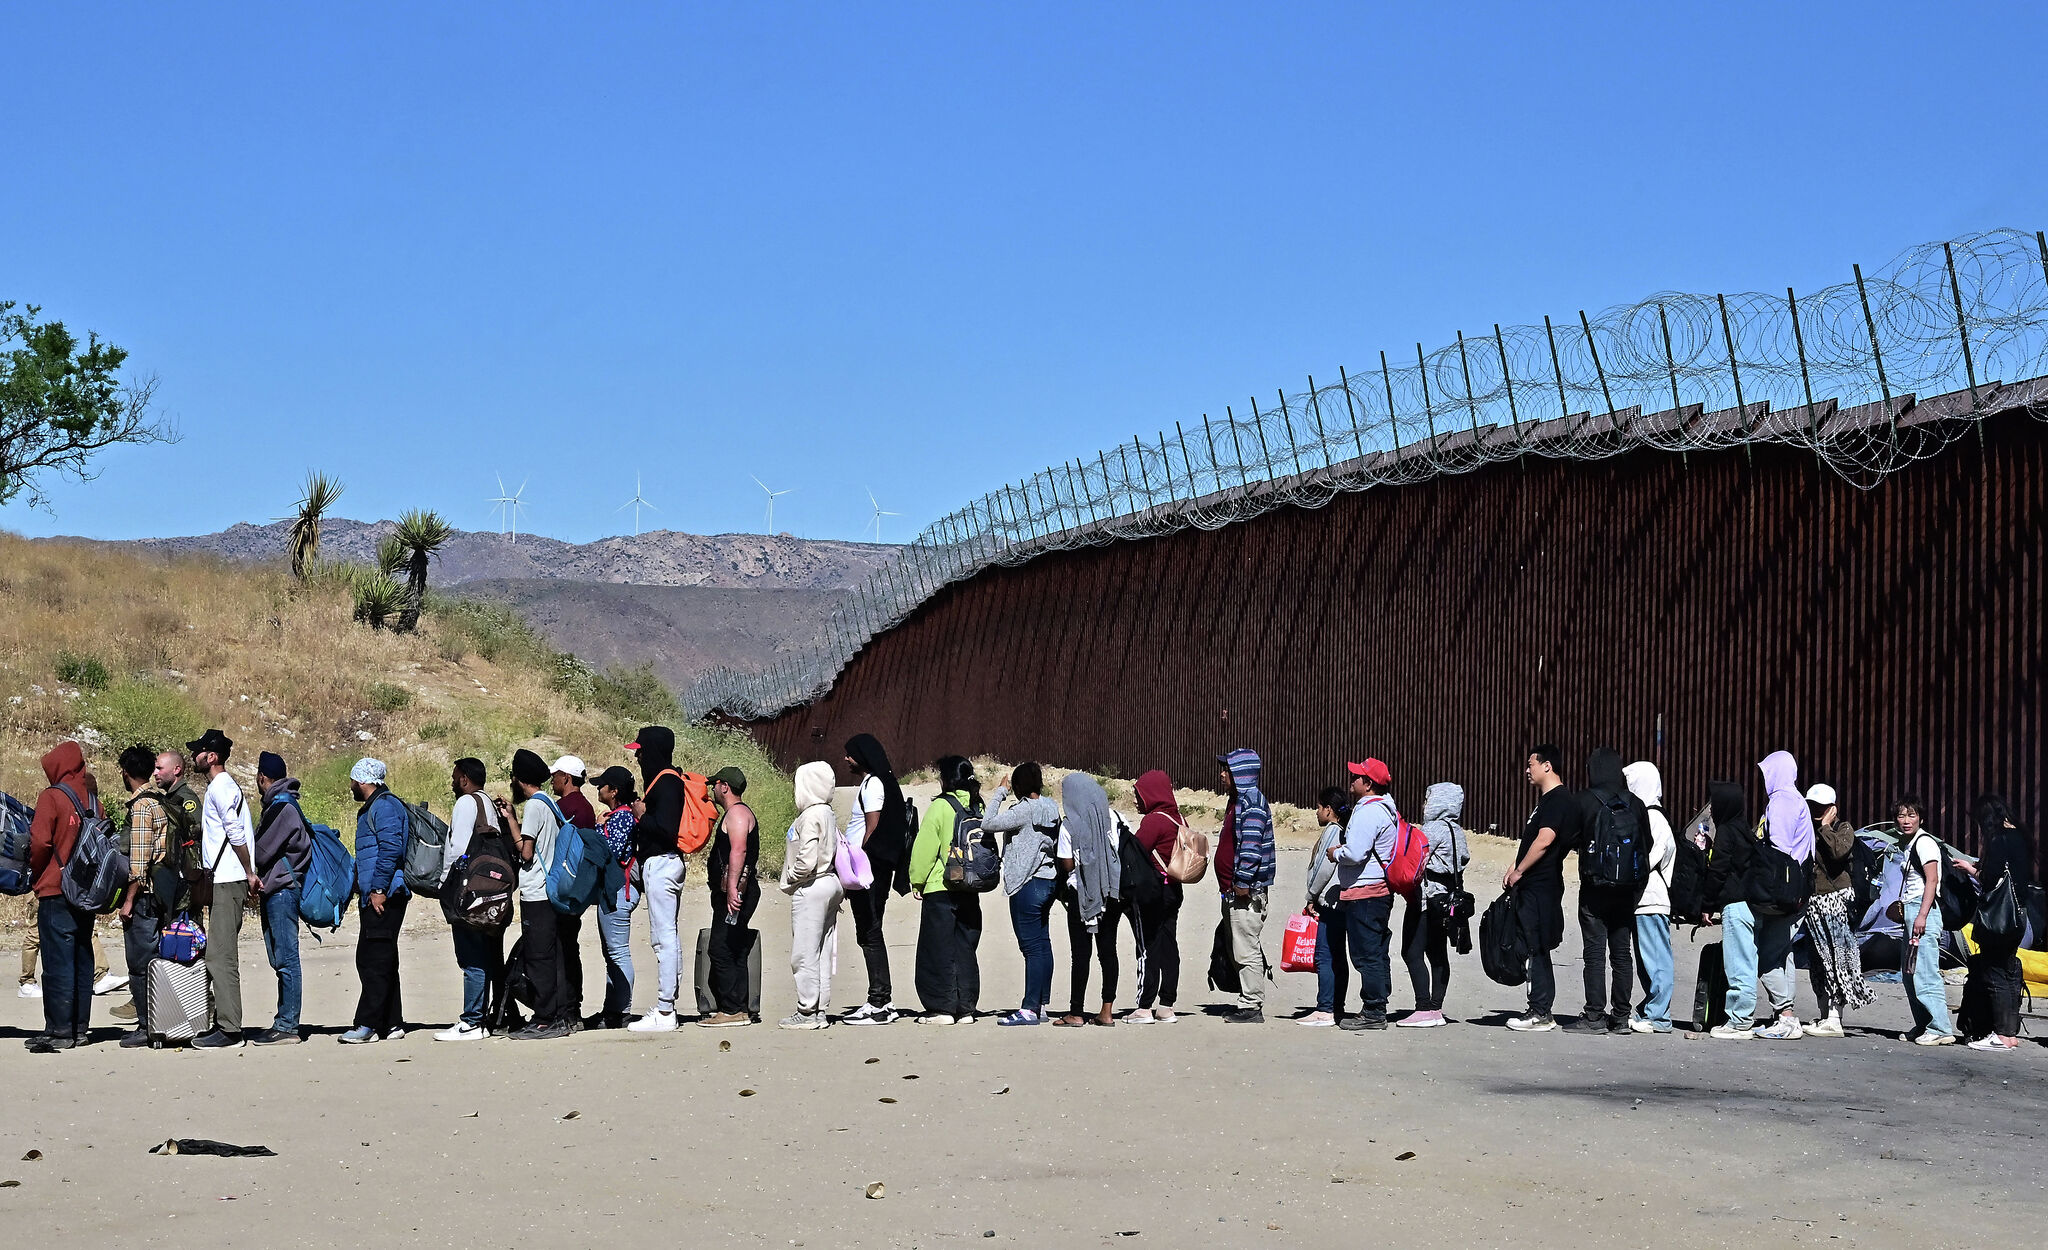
[939,796,999,893]
[1667,804,1712,924]
[1582,787,1648,890]
[1479,890,1529,986]
[1206,915,1241,994]
[1115,816,1162,908]
[1907,835,1977,932]
[1744,820,1811,917]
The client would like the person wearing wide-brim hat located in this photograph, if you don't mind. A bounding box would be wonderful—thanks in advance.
[188,729,258,1049]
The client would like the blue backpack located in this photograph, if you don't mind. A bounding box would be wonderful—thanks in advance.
[0,789,33,895]
[540,795,606,916]
[299,821,356,935]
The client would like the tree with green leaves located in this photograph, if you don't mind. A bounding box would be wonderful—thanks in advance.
[392,508,453,632]
[1,302,173,508]
[285,471,344,579]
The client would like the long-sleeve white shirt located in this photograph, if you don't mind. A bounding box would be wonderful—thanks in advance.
[445,792,500,882]
[201,771,252,885]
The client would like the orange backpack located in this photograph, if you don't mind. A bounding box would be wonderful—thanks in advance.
[676,771,717,855]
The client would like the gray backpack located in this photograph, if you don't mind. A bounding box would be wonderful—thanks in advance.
[400,799,452,899]
[55,783,130,914]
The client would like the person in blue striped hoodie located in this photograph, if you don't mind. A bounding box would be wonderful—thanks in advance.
[1218,748,1275,1024]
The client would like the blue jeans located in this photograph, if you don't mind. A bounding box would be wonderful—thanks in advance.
[37,896,93,1040]
[1009,876,1057,1012]
[1721,901,1796,1024]
[1313,903,1350,1014]
[597,867,638,1019]
[1634,913,1673,1026]
[258,885,303,1033]
[451,922,504,1028]
[1342,894,1394,1017]
[1906,903,1955,1037]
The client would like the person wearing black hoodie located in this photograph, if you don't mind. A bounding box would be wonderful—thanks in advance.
[1568,749,1652,1035]
[841,734,910,1024]
[627,726,688,1032]
[1699,780,1766,1038]
[1957,793,2031,1050]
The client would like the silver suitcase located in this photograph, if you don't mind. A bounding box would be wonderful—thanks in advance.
[147,957,210,1046]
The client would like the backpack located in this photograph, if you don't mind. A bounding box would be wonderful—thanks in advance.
[445,800,518,930]
[939,796,999,893]
[1907,835,1976,932]
[1160,816,1209,885]
[542,794,608,915]
[0,789,31,895]
[1582,786,1649,890]
[677,772,717,855]
[1667,804,1712,924]
[1383,809,1429,898]
[1117,816,1162,908]
[298,822,356,934]
[1479,889,1529,986]
[54,783,129,914]
[1744,819,1811,917]
[1206,914,1241,994]
[400,799,453,899]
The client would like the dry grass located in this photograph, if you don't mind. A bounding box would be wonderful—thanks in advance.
[0,534,790,940]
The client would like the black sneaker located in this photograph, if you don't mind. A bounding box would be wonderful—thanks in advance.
[25,1033,75,1053]
[250,1028,303,1046]
[1607,1015,1632,1036]
[193,1029,244,1050]
[1559,1014,1606,1034]
[120,1030,153,1049]
[1224,1008,1265,1024]
[1340,1014,1389,1031]
[509,1021,571,1041]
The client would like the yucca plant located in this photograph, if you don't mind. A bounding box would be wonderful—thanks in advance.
[392,508,454,633]
[350,567,404,629]
[284,471,344,579]
[375,533,408,578]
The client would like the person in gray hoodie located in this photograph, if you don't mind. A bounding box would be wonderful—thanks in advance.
[251,752,312,1045]
[986,763,1061,1026]
[1398,782,1469,1028]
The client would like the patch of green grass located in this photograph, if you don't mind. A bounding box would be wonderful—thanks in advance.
[55,651,110,691]
[592,663,678,724]
[425,595,558,669]
[78,679,203,758]
[417,721,453,741]
[365,681,413,712]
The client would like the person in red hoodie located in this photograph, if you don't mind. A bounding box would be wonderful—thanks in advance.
[27,740,99,1052]
[1129,769,1186,1024]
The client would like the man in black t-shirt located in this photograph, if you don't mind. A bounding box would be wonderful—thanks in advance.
[1506,744,1581,1032]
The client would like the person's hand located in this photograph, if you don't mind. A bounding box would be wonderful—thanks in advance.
[120,894,135,921]
[1955,860,1980,879]
[1325,846,1338,862]
[1912,914,1927,939]
[1232,886,1249,900]
[1703,912,1719,925]
[1504,866,1522,889]
[997,773,1011,791]
[248,877,263,898]
[369,889,386,915]
[727,889,742,915]
[631,799,646,820]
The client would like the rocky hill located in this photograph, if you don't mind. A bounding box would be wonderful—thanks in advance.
[114,518,894,590]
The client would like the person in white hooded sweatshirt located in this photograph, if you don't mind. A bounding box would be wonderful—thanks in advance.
[1624,761,1678,1033]
[780,761,844,1030]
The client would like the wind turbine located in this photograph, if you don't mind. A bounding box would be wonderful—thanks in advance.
[617,472,658,536]
[864,487,900,542]
[489,474,530,543]
[751,475,794,534]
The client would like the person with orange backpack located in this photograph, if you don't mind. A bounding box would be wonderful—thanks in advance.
[1329,758,1403,1031]
[627,726,688,1032]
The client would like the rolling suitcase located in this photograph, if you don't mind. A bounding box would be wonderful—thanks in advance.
[694,926,762,1019]
[1691,940,1728,1031]
[147,957,210,1047]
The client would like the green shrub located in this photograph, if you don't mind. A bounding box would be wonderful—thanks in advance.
[365,681,413,712]
[55,651,110,691]
[425,595,557,668]
[79,680,203,757]
[417,721,452,741]
[592,663,679,724]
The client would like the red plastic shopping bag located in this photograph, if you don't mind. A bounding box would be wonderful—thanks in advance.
[1280,911,1319,973]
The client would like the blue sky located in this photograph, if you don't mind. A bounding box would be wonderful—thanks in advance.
[4,2,2043,543]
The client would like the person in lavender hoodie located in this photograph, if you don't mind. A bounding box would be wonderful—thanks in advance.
[1719,751,1813,1041]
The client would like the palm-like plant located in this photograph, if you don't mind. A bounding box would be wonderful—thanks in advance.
[284,471,344,579]
[350,567,404,629]
[375,533,408,578]
[392,508,454,632]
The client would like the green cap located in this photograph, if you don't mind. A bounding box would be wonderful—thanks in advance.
[710,766,748,797]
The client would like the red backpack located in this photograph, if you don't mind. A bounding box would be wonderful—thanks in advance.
[1366,796,1430,897]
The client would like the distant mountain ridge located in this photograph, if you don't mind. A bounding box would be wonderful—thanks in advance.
[102,518,895,590]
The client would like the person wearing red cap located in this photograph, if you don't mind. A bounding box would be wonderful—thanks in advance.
[1328,757,1400,1031]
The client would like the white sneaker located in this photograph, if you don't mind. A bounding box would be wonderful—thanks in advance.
[627,1010,678,1033]
[17,982,40,999]
[1966,1035,2017,1051]
[1505,1013,1558,1032]
[917,1013,955,1026]
[1753,1017,1803,1041]
[1912,1031,1957,1046]
[955,1012,978,1024]
[1297,1011,1335,1027]
[435,1024,485,1042]
[777,1012,828,1030]
[1801,1016,1845,1038]
[92,973,129,995]
[1124,1009,1157,1024]
[1708,1024,1753,1040]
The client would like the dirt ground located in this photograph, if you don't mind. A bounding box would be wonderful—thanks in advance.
[2,807,2041,1248]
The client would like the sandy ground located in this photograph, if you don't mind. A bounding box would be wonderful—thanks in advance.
[2,813,2042,1248]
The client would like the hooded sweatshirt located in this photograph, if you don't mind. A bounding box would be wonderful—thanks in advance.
[781,761,838,892]
[1219,749,1275,893]
[1623,761,1676,916]
[1579,748,1655,890]
[632,725,683,861]
[1758,751,1815,863]
[1060,773,1120,928]
[28,741,92,899]
[1703,781,1752,909]
[1132,770,1183,883]
[254,776,314,891]
[1418,782,1470,903]
[908,786,976,895]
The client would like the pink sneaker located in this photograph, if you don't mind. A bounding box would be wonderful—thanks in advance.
[1396,1010,1447,1028]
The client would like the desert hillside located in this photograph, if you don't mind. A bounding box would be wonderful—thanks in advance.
[0,534,795,936]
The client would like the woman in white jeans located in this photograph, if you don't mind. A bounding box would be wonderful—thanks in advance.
[781,761,844,1029]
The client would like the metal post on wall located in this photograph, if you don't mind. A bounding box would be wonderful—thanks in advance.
[1275,389,1304,476]
[1852,262,1898,441]
[1455,331,1482,439]
[1174,423,1199,500]
[1544,314,1569,420]
[1578,310,1618,426]
[1657,303,1682,417]
[1098,451,1118,518]
[1247,400,1275,478]
[1787,287,1820,454]
[1116,441,1140,512]
[1157,431,1176,504]
[1493,324,1524,470]
[1942,242,1985,450]
[1414,343,1440,453]
[1378,352,1403,460]
[1338,365,1367,461]
[1073,460,1102,525]
[1223,408,1249,487]
[1306,376,1333,471]
[1201,414,1223,491]
[1132,436,1155,505]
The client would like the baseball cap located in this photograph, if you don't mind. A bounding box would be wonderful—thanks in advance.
[1805,783,1838,806]
[551,755,588,784]
[710,766,748,796]
[590,765,636,794]
[1347,758,1391,787]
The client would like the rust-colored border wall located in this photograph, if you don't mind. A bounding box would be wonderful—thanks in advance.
[749,422,2045,854]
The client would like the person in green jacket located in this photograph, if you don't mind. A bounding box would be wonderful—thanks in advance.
[910,756,983,1024]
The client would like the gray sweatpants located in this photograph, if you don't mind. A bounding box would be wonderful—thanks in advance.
[204,881,249,1033]
[1229,888,1270,1009]
[789,875,845,1014]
